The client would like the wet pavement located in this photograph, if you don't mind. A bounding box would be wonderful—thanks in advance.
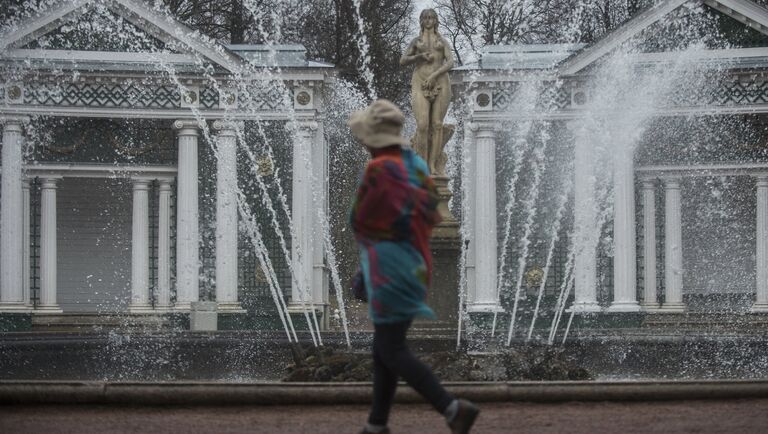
[2,399,768,433]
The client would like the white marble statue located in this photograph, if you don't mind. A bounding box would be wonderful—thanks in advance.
[400,8,455,176]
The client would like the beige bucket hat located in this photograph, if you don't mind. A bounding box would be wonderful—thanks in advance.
[347,99,410,148]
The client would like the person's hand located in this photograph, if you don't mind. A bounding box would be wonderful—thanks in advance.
[423,76,435,89]
[420,52,433,62]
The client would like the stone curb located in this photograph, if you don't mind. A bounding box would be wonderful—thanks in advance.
[2,380,768,405]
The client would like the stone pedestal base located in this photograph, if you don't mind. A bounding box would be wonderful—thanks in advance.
[190,301,218,331]
[413,235,460,335]
[413,175,460,336]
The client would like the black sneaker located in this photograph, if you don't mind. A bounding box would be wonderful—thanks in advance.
[358,428,390,434]
[448,399,480,434]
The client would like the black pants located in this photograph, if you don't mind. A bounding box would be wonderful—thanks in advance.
[368,320,454,426]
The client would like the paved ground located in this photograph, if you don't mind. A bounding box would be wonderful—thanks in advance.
[2,399,768,433]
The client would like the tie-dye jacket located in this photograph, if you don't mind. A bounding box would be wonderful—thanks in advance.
[350,146,442,324]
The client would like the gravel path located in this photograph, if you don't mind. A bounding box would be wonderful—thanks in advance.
[2,399,768,433]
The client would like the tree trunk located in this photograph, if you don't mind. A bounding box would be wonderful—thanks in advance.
[230,0,245,44]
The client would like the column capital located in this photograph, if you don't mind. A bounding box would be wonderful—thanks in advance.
[158,178,173,190]
[565,119,588,133]
[0,116,29,132]
[662,177,681,189]
[173,120,201,136]
[287,120,319,133]
[756,174,768,186]
[131,178,151,189]
[40,177,62,188]
[467,121,496,135]
[641,179,656,190]
[212,120,244,135]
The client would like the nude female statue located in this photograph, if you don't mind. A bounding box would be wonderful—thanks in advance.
[400,8,455,176]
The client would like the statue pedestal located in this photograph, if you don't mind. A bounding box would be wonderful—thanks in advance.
[431,175,459,237]
[414,175,460,336]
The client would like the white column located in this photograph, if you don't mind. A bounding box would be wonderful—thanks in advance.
[464,123,477,309]
[38,177,62,312]
[0,117,29,311]
[310,120,329,309]
[607,142,640,312]
[156,179,172,311]
[661,178,684,312]
[22,178,31,308]
[752,175,768,312]
[641,179,660,310]
[173,120,200,310]
[289,121,317,310]
[213,121,244,312]
[570,121,601,312]
[468,122,502,312]
[129,178,151,312]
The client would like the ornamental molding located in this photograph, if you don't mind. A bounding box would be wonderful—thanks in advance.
[22,82,183,109]
[462,73,768,117]
[2,81,292,112]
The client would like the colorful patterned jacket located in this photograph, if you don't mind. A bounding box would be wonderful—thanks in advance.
[350,146,442,324]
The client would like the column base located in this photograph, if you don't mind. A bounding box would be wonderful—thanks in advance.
[0,303,33,312]
[466,302,504,314]
[751,303,768,313]
[287,303,325,314]
[287,303,326,331]
[153,305,175,313]
[567,302,602,313]
[128,305,156,314]
[34,305,63,314]
[642,303,662,312]
[606,301,641,313]
[659,302,685,312]
[217,302,246,313]
[173,302,195,312]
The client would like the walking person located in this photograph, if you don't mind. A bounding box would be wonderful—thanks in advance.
[348,99,479,434]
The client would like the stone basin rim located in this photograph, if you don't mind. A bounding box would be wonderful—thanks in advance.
[2,380,768,405]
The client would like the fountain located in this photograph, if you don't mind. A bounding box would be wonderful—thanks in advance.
[1,0,768,383]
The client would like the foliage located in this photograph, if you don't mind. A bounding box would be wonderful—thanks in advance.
[159,0,415,103]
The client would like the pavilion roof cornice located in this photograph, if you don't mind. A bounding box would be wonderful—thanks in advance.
[469,104,768,122]
[0,66,331,84]
[559,0,768,75]
[0,107,319,121]
[0,0,246,73]
[451,49,768,83]
[23,163,178,180]
[636,162,768,178]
